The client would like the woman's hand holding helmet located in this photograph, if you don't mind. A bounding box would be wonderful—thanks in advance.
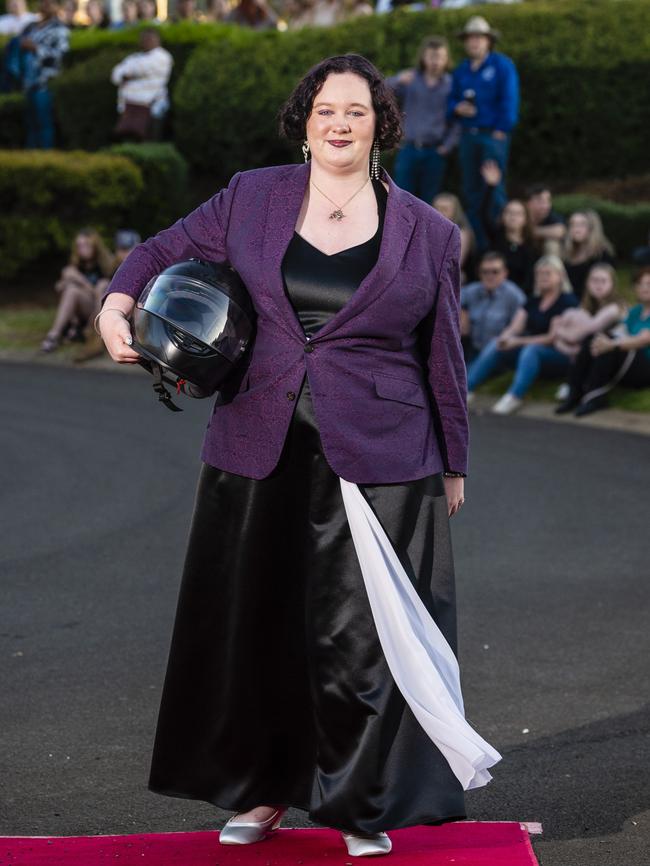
[95,294,141,364]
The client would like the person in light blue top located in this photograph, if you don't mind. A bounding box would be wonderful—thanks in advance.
[460,250,526,362]
[448,16,519,252]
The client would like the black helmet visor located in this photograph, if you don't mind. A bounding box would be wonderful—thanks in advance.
[138,274,250,362]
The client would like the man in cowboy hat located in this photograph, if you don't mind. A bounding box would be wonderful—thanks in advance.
[448,15,519,252]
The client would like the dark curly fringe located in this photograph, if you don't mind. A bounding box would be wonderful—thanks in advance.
[277,54,402,152]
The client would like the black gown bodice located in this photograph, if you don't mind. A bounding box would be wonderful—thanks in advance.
[281,177,388,338]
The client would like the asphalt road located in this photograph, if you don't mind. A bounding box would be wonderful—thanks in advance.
[0,361,648,866]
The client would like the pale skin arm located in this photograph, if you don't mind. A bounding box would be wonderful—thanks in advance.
[591,330,650,356]
[97,292,140,363]
[444,476,464,518]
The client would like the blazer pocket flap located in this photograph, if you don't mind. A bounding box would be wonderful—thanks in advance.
[372,371,427,408]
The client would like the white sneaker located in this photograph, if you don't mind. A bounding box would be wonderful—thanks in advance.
[491,393,523,415]
[466,391,475,407]
[555,382,570,401]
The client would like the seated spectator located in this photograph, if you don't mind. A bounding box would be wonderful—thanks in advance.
[562,209,615,300]
[109,0,139,28]
[18,0,69,148]
[60,0,79,26]
[525,183,566,255]
[41,229,115,353]
[291,0,342,28]
[84,0,109,26]
[433,192,475,281]
[137,0,161,21]
[226,0,278,28]
[556,267,650,417]
[467,254,578,414]
[205,0,229,20]
[0,0,39,37]
[111,28,173,142]
[113,229,141,266]
[480,160,537,294]
[460,251,526,363]
[171,0,205,21]
[386,36,461,204]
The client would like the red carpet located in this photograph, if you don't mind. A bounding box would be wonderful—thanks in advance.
[0,822,541,865]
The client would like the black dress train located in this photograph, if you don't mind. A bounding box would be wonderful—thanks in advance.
[147,178,467,834]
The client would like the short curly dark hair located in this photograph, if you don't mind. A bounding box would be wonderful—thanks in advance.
[277,54,402,151]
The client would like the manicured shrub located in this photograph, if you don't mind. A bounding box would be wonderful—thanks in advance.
[172,0,650,181]
[0,93,25,149]
[0,150,143,279]
[106,142,190,235]
[52,48,129,150]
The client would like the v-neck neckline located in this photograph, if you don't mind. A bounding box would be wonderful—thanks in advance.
[292,178,386,259]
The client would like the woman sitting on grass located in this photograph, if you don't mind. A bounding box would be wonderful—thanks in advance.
[41,228,115,353]
[466,255,578,415]
[432,192,475,283]
[555,266,650,416]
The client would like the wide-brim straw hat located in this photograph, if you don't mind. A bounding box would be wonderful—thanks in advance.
[456,15,500,41]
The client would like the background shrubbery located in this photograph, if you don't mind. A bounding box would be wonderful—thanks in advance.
[1,0,649,281]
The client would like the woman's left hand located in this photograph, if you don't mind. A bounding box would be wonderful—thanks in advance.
[444,476,465,518]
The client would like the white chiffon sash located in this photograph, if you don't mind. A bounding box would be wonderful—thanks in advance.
[339,478,502,791]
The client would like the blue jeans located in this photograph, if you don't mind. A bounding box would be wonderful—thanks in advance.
[25,86,55,149]
[393,142,447,204]
[459,128,510,252]
[467,338,570,398]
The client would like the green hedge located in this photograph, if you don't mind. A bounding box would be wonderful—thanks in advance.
[105,142,189,236]
[553,195,650,260]
[0,93,25,149]
[0,150,143,279]
[172,0,650,181]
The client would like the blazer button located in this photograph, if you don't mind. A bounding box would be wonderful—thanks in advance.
[304,344,314,353]
[286,391,296,401]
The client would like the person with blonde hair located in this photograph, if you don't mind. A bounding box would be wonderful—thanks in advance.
[556,266,650,416]
[562,209,615,299]
[432,192,475,278]
[387,36,460,203]
[466,254,578,414]
[41,228,115,352]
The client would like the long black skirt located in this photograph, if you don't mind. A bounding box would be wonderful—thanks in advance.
[148,375,467,834]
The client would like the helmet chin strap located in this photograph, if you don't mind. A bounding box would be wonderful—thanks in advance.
[151,363,184,412]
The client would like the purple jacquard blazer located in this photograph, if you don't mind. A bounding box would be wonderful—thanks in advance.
[103,161,469,483]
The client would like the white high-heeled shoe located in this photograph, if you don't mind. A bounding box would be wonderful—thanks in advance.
[219,807,286,845]
[341,831,392,857]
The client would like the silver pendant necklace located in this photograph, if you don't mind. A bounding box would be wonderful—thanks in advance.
[310,176,371,221]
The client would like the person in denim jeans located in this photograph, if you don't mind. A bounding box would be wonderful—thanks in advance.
[387,36,460,204]
[448,16,519,252]
[467,255,578,415]
[19,0,69,148]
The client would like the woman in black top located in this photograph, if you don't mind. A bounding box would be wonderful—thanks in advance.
[467,254,578,413]
[479,160,537,293]
[561,210,615,299]
[41,228,115,352]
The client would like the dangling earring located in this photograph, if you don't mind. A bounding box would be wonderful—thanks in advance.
[370,139,381,179]
[302,139,310,162]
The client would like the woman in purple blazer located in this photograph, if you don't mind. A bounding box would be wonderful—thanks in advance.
[97,54,500,858]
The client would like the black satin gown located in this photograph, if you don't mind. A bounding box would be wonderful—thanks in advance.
[148,178,467,834]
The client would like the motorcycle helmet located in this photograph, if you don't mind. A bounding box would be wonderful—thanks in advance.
[132,258,255,411]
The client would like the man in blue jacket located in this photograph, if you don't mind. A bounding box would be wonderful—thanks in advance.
[448,16,519,252]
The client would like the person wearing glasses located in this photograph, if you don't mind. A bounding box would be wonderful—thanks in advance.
[460,251,526,364]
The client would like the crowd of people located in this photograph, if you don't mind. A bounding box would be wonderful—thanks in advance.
[2,1,646,412]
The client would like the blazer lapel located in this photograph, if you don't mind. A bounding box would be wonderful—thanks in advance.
[260,161,417,342]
